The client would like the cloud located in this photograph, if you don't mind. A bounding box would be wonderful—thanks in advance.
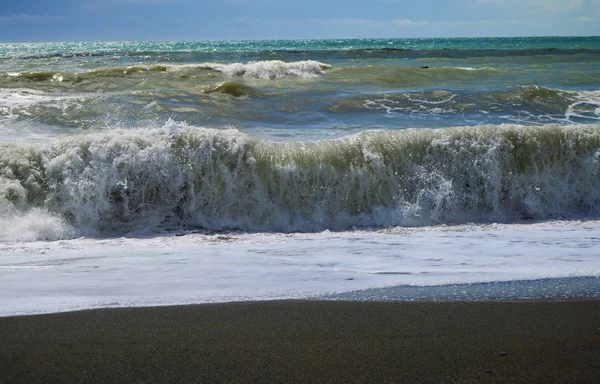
[392,19,430,26]
[470,0,600,24]
[471,0,585,12]
[334,18,376,26]
[223,14,598,40]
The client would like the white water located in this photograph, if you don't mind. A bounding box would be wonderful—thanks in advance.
[1,220,599,316]
[191,60,331,78]
[3,122,600,239]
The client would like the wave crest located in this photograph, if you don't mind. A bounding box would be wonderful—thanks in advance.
[196,60,331,79]
[2,121,600,238]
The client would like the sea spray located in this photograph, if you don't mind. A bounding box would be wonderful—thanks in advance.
[195,60,331,79]
[0,144,73,240]
[1,121,600,239]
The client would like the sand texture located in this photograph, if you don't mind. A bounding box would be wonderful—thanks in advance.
[1,300,599,383]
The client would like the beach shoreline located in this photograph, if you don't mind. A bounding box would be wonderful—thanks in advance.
[1,36,600,383]
[1,299,599,383]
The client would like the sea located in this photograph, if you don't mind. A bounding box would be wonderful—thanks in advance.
[1,37,599,316]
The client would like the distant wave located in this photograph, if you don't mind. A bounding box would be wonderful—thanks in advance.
[9,47,600,61]
[0,61,330,83]
[321,47,600,59]
[0,63,502,94]
[326,65,501,87]
[19,52,108,60]
[2,85,597,131]
[2,121,600,240]
[0,65,167,83]
[192,60,331,79]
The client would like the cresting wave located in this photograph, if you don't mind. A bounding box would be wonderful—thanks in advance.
[2,121,600,241]
[0,60,331,84]
[193,60,331,78]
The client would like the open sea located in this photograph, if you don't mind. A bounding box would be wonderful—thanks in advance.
[1,37,600,315]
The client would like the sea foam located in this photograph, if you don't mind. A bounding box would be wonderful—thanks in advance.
[0,208,73,242]
[2,120,600,239]
[195,60,331,79]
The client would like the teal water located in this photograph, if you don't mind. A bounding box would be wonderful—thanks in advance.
[1,37,599,138]
[2,36,599,60]
[1,37,600,238]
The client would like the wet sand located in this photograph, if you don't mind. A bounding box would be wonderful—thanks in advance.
[1,300,599,383]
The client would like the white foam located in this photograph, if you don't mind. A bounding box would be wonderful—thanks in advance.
[566,90,600,121]
[1,220,598,316]
[0,89,54,109]
[0,208,73,242]
[0,88,90,113]
[2,122,600,237]
[0,116,79,143]
[446,66,497,71]
[364,96,457,115]
[189,60,331,79]
[0,175,73,241]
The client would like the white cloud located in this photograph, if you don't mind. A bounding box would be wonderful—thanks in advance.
[334,18,376,26]
[392,19,430,26]
[471,0,585,12]
[226,14,598,40]
[471,0,600,23]
[577,16,593,21]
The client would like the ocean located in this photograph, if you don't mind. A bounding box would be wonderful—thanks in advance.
[1,37,599,316]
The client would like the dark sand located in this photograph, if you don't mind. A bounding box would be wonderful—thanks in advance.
[1,300,599,383]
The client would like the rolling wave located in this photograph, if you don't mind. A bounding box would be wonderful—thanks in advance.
[327,65,500,86]
[193,60,331,78]
[317,47,600,59]
[2,121,600,240]
[2,85,597,132]
[0,61,330,85]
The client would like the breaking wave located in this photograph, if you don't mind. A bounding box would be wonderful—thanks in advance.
[0,61,330,86]
[194,60,331,79]
[2,120,600,240]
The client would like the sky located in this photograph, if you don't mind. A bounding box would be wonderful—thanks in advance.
[0,0,599,42]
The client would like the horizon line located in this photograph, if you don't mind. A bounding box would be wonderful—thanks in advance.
[1,35,599,45]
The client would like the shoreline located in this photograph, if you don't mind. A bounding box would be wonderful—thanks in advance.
[3,275,598,318]
[2,299,599,383]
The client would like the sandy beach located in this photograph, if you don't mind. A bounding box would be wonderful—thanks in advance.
[1,300,599,383]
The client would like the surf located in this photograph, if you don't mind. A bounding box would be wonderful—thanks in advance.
[2,121,600,240]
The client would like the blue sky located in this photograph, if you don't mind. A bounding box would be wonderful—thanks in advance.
[1,0,599,42]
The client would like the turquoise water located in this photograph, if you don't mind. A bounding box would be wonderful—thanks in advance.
[1,37,599,138]
[1,37,600,238]
[2,36,599,59]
